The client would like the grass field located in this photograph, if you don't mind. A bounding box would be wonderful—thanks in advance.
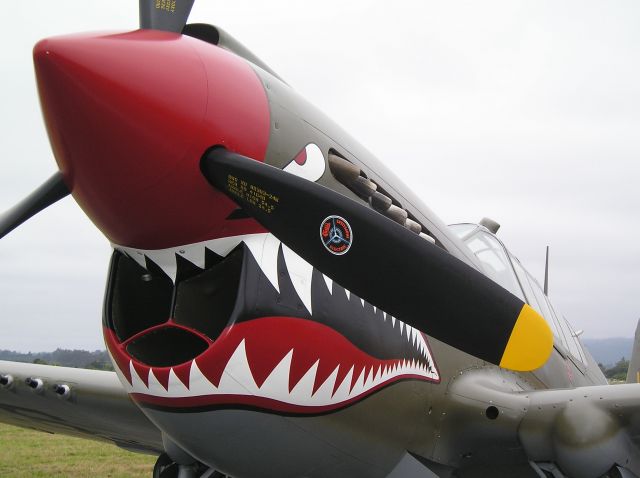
[0,422,155,477]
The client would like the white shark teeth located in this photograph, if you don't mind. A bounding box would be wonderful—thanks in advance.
[360,297,436,378]
[106,349,129,388]
[218,339,258,395]
[332,366,354,403]
[121,249,147,269]
[189,360,216,395]
[262,234,282,292]
[322,274,333,294]
[364,367,374,388]
[205,235,251,257]
[177,247,205,270]
[407,325,420,349]
[344,288,351,300]
[119,341,438,407]
[414,331,431,362]
[282,244,313,314]
[259,349,294,397]
[374,366,382,383]
[167,368,190,395]
[350,367,367,397]
[244,234,280,293]
[312,365,340,403]
[242,234,267,261]
[129,361,147,391]
[114,233,266,283]
[147,369,167,395]
[145,250,178,282]
[289,360,319,404]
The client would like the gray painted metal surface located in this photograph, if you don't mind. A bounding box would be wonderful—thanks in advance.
[627,320,640,384]
[140,382,426,477]
[521,383,640,477]
[0,360,162,453]
[251,64,483,269]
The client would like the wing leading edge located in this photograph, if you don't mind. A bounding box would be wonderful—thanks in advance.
[0,360,162,454]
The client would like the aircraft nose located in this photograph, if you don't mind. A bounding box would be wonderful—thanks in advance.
[33,30,270,249]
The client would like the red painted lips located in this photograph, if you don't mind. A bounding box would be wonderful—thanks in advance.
[106,316,439,414]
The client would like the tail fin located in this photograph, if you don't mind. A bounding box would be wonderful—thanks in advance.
[626,319,640,383]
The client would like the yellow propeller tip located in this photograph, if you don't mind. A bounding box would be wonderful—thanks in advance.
[499,304,554,372]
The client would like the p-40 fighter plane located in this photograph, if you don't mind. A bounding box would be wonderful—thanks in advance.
[1,2,639,477]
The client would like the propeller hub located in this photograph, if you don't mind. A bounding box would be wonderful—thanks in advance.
[34,30,270,248]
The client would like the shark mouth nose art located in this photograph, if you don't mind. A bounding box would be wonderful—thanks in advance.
[104,233,439,414]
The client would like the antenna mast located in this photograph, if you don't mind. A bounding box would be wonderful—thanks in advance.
[543,246,550,295]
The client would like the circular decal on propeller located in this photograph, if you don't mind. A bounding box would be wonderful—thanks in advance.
[320,216,353,255]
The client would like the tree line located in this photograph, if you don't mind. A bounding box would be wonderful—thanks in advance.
[0,348,113,371]
[598,357,629,382]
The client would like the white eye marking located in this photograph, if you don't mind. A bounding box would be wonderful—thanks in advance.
[283,143,326,182]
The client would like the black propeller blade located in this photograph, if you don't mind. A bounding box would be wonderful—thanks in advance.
[139,0,195,33]
[201,149,553,371]
[0,172,70,240]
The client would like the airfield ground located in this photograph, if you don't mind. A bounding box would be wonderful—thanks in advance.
[0,422,154,477]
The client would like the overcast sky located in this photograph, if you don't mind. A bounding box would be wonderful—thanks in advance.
[1,1,639,352]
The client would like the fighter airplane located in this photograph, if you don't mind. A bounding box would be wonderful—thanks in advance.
[1,2,640,477]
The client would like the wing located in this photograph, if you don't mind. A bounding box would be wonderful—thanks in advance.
[0,360,162,454]
[520,383,640,477]
[428,369,640,477]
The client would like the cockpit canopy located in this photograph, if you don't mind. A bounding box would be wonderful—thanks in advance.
[449,223,587,365]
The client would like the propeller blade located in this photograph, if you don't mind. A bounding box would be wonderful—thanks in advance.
[0,172,70,239]
[201,149,553,371]
[139,0,195,32]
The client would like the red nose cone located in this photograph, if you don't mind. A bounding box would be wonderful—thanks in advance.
[34,30,269,248]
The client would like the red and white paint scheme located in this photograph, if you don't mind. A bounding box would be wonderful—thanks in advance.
[106,233,439,414]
